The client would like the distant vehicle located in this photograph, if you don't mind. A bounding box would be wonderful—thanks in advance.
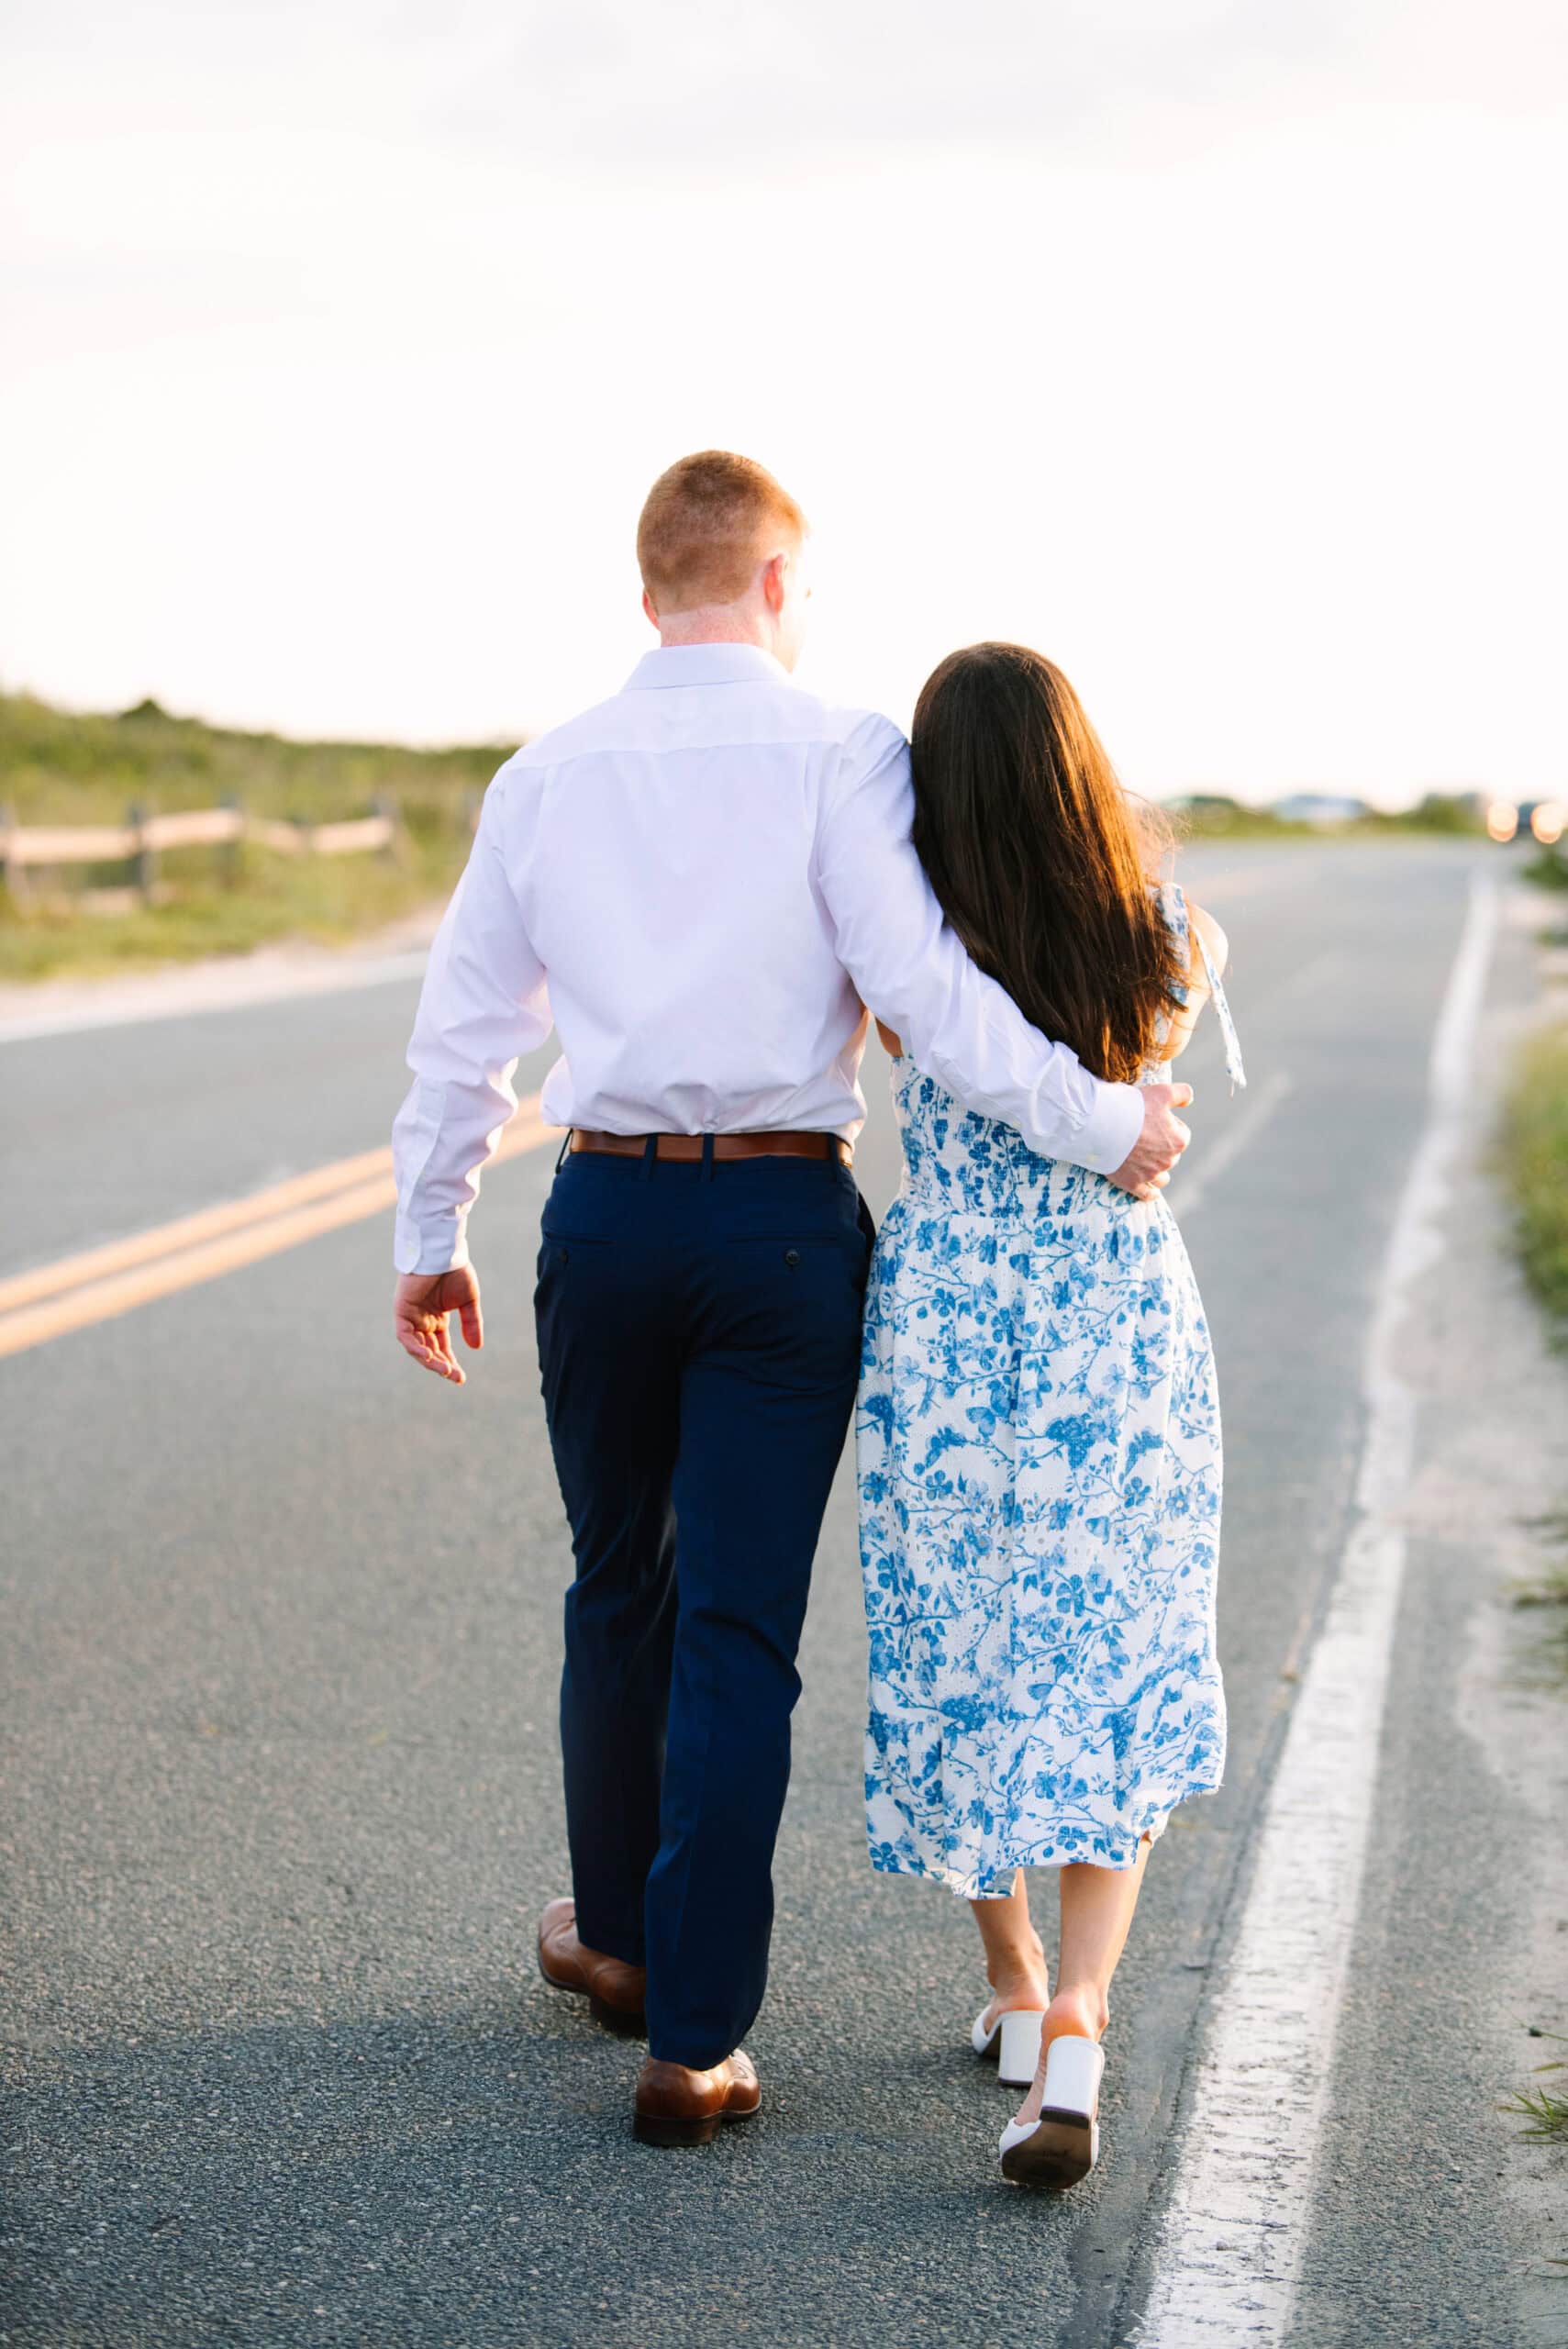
[1494,799,1565,845]
[1272,793,1370,827]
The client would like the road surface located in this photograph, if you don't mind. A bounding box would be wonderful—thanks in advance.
[2,840,1558,2346]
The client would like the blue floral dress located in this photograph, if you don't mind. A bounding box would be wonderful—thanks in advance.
[857,885,1245,1896]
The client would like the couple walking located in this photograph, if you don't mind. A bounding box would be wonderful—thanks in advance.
[390,451,1244,2191]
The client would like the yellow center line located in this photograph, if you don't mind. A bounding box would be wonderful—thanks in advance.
[0,1097,561,1359]
[0,1143,395,1314]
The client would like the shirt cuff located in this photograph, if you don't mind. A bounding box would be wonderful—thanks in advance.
[394,1214,473,1277]
[1073,1078,1144,1176]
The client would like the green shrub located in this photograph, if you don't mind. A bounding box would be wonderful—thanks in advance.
[1523,842,1568,892]
[1503,1023,1568,1337]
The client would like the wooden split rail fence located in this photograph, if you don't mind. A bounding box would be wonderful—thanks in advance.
[0,795,405,908]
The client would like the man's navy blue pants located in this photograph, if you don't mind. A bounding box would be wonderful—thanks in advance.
[534,1141,873,2068]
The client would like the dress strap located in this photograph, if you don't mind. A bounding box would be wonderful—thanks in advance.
[1155,878,1192,1003]
[1165,881,1247,1091]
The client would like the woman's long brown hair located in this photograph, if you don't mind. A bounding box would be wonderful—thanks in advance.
[909,642,1185,1086]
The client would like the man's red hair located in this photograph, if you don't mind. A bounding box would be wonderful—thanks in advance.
[637,451,806,611]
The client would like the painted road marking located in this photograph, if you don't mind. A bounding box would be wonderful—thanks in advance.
[1134,873,1498,2344]
[0,1144,396,1314]
[0,945,434,1046]
[1172,1070,1294,1221]
[0,1098,561,1359]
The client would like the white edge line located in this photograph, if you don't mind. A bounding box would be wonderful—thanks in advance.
[1173,1071,1295,1220]
[0,946,433,1045]
[1133,872,1499,2346]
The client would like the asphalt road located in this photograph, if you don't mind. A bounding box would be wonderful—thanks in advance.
[1,839,1556,2347]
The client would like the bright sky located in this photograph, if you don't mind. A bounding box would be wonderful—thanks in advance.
[3,2,1565,804]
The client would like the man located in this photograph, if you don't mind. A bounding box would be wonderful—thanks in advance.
[390,452,1190,2146]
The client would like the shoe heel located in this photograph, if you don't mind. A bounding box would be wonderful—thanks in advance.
[998,2037,1106,2192]
[1041,2033,1102,2113]
[1000,2113,1099,2191]
[997,2009,1045,2087]
[633,2108,721,2148]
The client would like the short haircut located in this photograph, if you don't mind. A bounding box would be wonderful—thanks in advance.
[636,451,806,610]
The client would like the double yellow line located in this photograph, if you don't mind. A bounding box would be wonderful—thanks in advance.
[0,1095,561,1360]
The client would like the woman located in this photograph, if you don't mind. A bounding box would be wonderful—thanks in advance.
[857,642,1245,2192]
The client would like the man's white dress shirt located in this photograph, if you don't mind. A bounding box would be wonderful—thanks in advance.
[392,643,1143,1275]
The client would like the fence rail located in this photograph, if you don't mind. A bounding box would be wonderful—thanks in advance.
[1,797,399,905]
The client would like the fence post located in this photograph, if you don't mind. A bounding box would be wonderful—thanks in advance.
[220,793,243,886]
[1,803,25,904]
[128,801,156,903]
[373,791,400,861]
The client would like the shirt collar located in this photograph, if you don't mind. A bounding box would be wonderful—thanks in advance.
[623,642,791,691]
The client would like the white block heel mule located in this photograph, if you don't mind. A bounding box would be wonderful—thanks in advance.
[971,2005,1046,2088]
[998,2034,1105,2191]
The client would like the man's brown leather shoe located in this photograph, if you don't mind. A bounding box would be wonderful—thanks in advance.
[537,1898,647,2037]
[633,2050,761,2147]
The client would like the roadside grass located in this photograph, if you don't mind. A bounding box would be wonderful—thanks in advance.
[1502,2031,1568,2143]
[1509,1510,1568,1691]
[1171,792,1488,842]
[1524,843,1568,950]
[0,833,466,982]
[1500,1023,1568,1341]
[0,691,506,981]
[1523,842,1568,893]
[1504,2083,1568,2141]
[0,690,508,825]
[1497,988,1568,2196]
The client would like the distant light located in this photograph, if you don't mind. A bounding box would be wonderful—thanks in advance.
[1486,799,1518,842]
[1531,799,1564,846]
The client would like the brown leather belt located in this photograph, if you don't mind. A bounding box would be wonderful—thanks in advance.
[571,1128,852,1167]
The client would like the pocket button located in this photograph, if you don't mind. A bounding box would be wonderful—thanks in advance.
[784,1248,801,1268]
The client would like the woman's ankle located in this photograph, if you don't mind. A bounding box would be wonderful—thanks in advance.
[982,1965,1050,2023]
[1043,1982,1109,2044]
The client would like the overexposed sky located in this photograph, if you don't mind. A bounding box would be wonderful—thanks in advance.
[2,1,1565,803]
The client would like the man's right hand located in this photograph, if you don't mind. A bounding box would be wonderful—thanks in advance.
[1107,1083,1193,1201]
[395,1264,484,1385]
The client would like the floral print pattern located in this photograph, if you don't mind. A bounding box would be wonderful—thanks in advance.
[856,885,1240,1895]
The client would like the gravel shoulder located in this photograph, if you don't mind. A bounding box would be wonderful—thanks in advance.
[1284,883,1568,2346]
